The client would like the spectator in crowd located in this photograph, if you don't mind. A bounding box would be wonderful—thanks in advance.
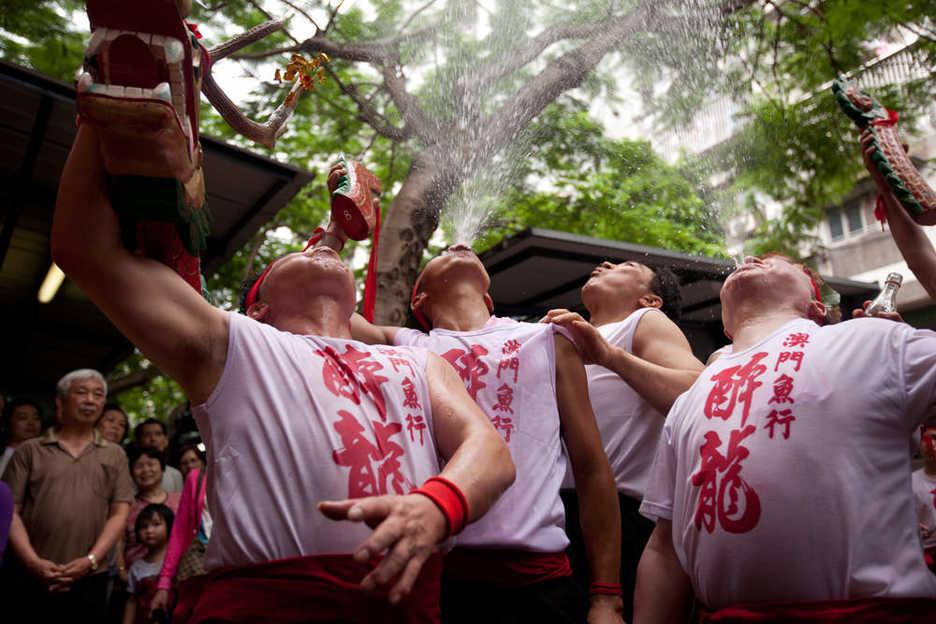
[149,466,210,618]
[2,369,133,621]
[123,503,174,624]
[97,402,129,446]
[861,131,936,302]
[635,254,936,621]
[176,443,205,480]
[0,481,11,561]
[134,418,183,492]
[542,261,704,622]
[0,398,43,476]
[53,125,514,621]
[914,425,936,573]
[117,447,182,583]
[351,241,623,624]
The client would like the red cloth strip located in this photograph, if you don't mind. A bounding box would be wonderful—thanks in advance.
[362,204,380,322]
[411,476,469,536]
[442,548,571,587]
[173,552,442,624]
[701,596,936,623]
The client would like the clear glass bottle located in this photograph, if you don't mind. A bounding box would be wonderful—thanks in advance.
[865,272,903,317]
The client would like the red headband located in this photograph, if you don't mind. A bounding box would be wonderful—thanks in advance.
[244,228,325,311]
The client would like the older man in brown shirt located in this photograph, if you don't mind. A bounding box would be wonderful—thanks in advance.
[2,369,133,621]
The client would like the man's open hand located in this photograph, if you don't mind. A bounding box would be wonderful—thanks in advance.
[319,493,447,604]
[541,309,613,366]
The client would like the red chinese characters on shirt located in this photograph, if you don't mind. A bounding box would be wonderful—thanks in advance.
[490,383,515,442]
[332,409,409,497]
[782,332,810,348]
[704,352,768,427]
[692,352,769,534]
[441,345,490,401]
[402,377,426,446]
[768,374,795,405]
[763,409,795,439]
[316,345,390,421]
[691,425,761,533]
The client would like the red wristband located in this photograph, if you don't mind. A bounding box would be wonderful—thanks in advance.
[589,582,623,597]
[410,476,469,537]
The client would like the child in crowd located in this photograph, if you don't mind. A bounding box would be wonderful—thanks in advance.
[124,504,174,624]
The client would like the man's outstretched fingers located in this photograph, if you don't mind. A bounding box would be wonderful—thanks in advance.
[319,496,395,529]
[388,552,430,604]
[361,536,413,591]
[351,509,408,564]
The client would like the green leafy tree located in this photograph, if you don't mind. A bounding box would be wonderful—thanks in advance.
[640,1,936,260]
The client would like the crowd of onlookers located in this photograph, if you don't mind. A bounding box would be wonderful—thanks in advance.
[0,371,210,623]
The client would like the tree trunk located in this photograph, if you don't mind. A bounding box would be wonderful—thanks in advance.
[374,150,450,325]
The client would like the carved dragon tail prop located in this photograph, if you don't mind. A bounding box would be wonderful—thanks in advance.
[331,155,382,322]
[76,0,209,293]
[833,77,936,226]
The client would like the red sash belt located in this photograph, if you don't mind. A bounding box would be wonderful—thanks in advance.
[702,596,936,623]
[441,548,571,587]
[173,552,443,624]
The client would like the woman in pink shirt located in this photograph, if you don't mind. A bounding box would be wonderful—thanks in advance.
[149,466,208,618]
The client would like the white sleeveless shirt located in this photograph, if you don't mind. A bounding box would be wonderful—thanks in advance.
[565,308,664,499]
[194,312,442,569]
[395,318,570,552]
[641,317,936,608]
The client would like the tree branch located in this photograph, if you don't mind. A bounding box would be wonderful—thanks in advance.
[277,0,322,32]
[326,66,409,141]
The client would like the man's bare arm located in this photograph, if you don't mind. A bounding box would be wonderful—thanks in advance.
[862,131,936,301]
[51,125,228,403]
[350,312,403,345]
[634,520,693,624]
[544,309,703,414]
[7,505,63,585]
[554,335,624,622]
[319,353,514,604]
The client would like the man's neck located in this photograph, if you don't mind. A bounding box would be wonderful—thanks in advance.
[427,285,491,332]
[586,300,641,328]
[269,299,352,338]
[56,422,95,458]
[728,308,804,352]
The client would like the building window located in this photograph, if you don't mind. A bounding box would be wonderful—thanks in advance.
[828,210,844,240]
[844,199,864,233]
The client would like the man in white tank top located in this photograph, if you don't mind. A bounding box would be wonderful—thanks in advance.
[52,126,516,623]
[635,253,936,622]
[542,260,704,622]
[350,243,624,624]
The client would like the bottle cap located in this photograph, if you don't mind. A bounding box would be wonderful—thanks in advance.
[884,272,903,286]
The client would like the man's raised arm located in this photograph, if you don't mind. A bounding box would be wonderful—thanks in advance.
[554,335,624,623]
[52,125,227,404]
[350,312,403,345]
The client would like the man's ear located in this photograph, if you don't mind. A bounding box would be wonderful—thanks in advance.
[639,293,663,310]
[411,291,428,313]
[54,395,63,419]
[806,300,827,324]
[483,292,494,314]
[247,302,270,322]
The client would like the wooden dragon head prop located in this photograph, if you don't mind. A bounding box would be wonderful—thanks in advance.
[834,77,936,225]
[75,0,323,293]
